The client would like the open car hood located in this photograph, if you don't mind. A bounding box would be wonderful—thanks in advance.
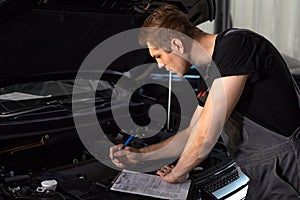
[0,2,253,199]
[0,0,215,87]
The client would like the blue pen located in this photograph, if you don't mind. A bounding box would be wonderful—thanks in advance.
[120,135,134,150]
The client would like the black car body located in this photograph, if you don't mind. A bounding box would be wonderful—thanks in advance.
[7,0,300,199]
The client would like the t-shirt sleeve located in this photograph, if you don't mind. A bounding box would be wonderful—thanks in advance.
[213,31,261,82]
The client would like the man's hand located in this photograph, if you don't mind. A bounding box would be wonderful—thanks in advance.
[156,165,189,183]
[109,144,141,168]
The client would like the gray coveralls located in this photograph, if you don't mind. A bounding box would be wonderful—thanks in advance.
[222,78,300,199]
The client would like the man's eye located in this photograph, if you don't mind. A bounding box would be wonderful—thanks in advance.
[156,55,161,59]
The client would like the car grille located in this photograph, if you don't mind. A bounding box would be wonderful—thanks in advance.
[203,168,239,193]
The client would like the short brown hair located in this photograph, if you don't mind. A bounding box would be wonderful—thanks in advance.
[138,4,201,50]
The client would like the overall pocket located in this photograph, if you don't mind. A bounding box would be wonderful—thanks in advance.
[269,157,300,199]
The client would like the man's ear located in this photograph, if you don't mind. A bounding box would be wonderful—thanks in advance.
[170,38,184,54]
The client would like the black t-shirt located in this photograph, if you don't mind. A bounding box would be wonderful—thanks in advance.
[201,28,300,137]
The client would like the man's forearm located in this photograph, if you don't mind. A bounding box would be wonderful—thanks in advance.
[138,106,203,161]
[138,126,192,161]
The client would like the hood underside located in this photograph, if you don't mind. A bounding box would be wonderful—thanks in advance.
[0,0,215,86]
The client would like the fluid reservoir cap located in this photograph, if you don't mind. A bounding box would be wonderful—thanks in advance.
[41,179,57,191]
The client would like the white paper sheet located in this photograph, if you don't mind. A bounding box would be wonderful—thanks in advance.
[110,169,191,200]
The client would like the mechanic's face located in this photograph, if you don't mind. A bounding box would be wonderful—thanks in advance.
[148,47,191,77]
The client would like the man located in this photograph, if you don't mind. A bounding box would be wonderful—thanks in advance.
[110,4,300,199]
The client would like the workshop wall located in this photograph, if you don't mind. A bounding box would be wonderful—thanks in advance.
[231,0,300,60]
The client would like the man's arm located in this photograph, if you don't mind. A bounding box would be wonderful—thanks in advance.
[157,74,248,182]
[139,105,203,158]
[110,105,203,167]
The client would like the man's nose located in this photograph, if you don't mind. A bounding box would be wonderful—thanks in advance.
[157,62,165,68]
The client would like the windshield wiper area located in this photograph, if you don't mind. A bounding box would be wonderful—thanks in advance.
[0,99,73,119]
[0,95,114,120]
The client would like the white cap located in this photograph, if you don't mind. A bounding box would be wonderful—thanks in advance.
[41,180,58,191]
